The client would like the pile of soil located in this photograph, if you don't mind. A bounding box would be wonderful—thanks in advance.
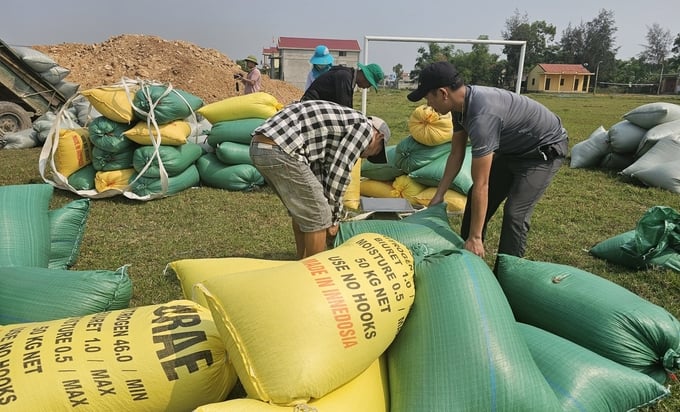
[33,34,303,105]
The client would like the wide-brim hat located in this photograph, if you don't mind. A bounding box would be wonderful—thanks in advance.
[310,45,334,65]
[407,61,461,102]
[244,55,259,65]
[358,63,384,91]
[367,116,391,164]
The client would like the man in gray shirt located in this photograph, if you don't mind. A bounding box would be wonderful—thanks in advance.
[408,61,568,265]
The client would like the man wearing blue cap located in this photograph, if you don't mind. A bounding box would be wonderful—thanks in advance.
[305,45,334,90]
[301,61,384,108]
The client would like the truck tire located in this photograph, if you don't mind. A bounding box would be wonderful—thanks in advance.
[0,101,32,137]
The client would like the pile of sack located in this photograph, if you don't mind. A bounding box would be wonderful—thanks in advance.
[570,101,680,192]
[1,46,81,149]
[0,183,132,324]
[360,105,471,213]
[38,80,283,200]
[2,185,678,411]
[196,92,282,191]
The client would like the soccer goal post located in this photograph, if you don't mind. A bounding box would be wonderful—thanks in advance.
[361,35,527,113]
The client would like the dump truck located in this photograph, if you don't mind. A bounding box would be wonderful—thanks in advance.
[0,38,67,137]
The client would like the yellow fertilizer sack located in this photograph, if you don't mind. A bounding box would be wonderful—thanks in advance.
[391,175,426,205]
[408,104,454,146]
[54,128,92,178]
[94,168,135,192]
[123,120,191,146]
[360,179,398,198]
[343,159,362,210]
[195,356,389,411]
[412,187,467,213]
[194,233,414,406]
[0,300,236,412]
[81,85,139,124]
[197,92,283,123]
[165,257,288,307]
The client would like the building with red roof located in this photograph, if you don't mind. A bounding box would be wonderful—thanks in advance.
[527,64,593,93]
[262,37,362,91]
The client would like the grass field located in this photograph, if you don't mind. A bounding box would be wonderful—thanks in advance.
[1,89,680,410]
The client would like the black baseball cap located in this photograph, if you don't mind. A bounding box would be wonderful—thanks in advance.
[407,61,462,102]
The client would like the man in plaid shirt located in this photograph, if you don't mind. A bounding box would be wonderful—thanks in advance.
[250,100,391,259]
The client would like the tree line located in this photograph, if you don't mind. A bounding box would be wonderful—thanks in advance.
[395,9,679,93]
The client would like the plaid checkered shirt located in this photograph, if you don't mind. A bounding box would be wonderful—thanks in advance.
[252,100,373,222]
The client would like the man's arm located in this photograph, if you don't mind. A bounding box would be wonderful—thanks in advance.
[429,130,468,206]
[334,72,354,108]
[465,153,492,258]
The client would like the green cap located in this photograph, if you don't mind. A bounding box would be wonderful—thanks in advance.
[358,63,384,91]
[244,55,258,65]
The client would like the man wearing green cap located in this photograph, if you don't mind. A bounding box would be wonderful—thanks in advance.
[301,62,384,108]
[237,55,261,94]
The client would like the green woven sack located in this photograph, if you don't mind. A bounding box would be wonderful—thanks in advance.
[67,164,96,190]
[133,142,203,177]
[519,323,670,412]
[207,118,265,146]
[334,203,463,263]
[590,206,680,272]
[0,265,132,325]
[196,153,264,191]
[360,146,403,181]
[497,254,680,384]
[133,84,204,124]
[409,145,473,195]
[0,184,53,267]
[589,230,644,268]
[215,141,253,165]
[92,145,136,171]
[393,136,451,174]
[387,250,561,411]
[49,198,90,270]
[88,116,137,153]
[129,164,200,197]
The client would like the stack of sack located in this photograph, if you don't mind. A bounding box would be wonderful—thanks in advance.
[1,45,81,149]
[336,207,675,411]
[195,92,283,191]
[39,80,207,200]
[162,204,677,411]
[11,45,80,99]
[570,102,680,193]
[360,105,471,213]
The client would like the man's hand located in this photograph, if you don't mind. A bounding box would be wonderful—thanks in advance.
[428,193,445,207]
[464,237,485,258]
[326,224,339,247]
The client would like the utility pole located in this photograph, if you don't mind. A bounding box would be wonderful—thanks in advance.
[594,61,603,94]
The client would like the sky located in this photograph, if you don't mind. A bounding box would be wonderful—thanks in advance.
[3,0,678,76]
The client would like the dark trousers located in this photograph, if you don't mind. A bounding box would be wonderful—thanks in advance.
[461,143,566,259]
